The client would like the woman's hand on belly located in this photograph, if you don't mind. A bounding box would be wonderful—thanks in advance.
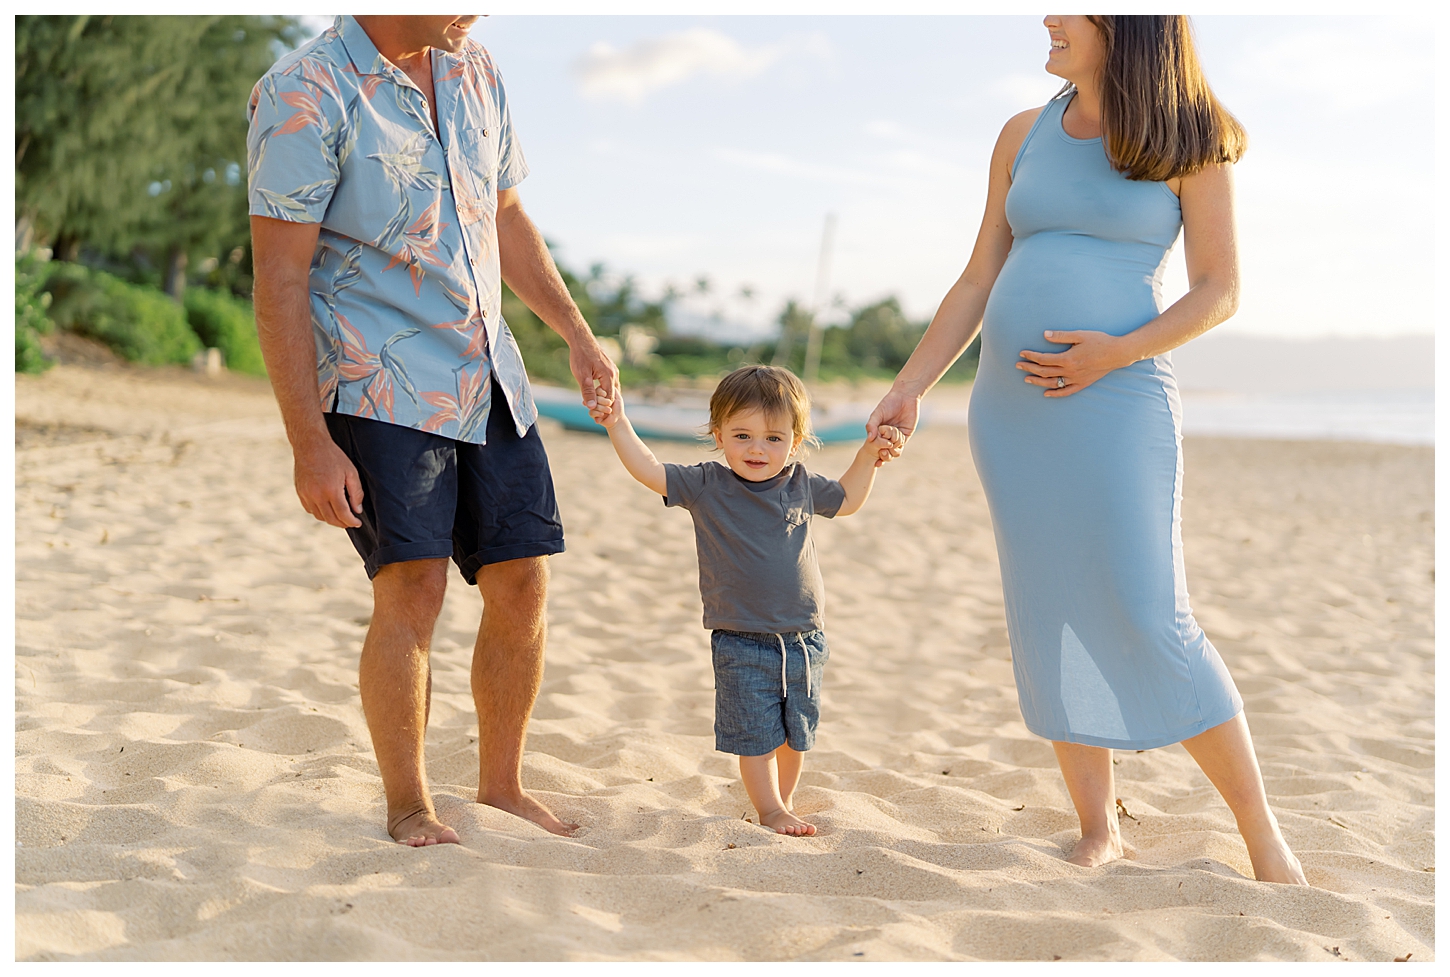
[1016,329,1135,397]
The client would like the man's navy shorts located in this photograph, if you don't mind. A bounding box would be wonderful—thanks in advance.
[324,383,564,585]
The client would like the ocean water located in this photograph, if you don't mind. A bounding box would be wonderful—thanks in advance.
[923,388,1434,446]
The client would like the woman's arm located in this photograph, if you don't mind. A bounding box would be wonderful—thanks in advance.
[600,390,668,495]
[867,108,1037,446]
[1015,162,1240,397]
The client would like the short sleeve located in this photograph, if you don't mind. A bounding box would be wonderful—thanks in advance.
[490,62,529,191]
[664,462,709,509]
[246,66,341,224]
[808,472,847,518]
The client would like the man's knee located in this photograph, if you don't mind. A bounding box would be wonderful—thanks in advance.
[476,556,548,607]
[373,558,450,622]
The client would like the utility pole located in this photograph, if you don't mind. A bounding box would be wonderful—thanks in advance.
[802,212,836,385]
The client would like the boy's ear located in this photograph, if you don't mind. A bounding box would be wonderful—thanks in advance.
[790,434,804,456]
[711,428,724,450]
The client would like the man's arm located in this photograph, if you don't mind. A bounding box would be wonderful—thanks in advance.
[251,215,363,528]
[495,187,617,423]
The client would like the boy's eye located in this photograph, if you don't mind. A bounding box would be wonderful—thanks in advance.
[734,433,750,440]
[766,435,782,442]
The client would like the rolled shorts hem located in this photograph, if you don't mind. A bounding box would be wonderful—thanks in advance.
[456,539,566,586]
[364,540,455,580]
[715,733,807,757]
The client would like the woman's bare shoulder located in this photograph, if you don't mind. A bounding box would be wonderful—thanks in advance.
[994,105,1048,165]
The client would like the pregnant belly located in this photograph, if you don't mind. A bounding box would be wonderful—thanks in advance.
[981,236,1165,374]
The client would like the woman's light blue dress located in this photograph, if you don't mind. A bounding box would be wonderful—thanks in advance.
[968,93,1243,750]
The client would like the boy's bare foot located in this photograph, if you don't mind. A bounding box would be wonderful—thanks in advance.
[759,808,816,836]
[389,807,461,847]
[479,787,579,836]
[1066,828,1123,867]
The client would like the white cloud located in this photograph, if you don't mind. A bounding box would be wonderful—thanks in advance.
[574,29,781,104]
[1235,24,1428,111]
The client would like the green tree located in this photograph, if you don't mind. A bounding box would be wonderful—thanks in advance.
[15,15,302,295]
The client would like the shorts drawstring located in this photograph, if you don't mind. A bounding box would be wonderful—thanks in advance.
[775,633,810,700]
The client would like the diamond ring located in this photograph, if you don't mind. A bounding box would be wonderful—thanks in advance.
[1055,377,1066,389]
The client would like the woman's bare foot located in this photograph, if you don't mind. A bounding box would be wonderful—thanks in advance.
[1243,825,1309,884]
[1066,828,1123,867]
[479,788,579,836]
[389,807,461,847]
[759,808,817,836]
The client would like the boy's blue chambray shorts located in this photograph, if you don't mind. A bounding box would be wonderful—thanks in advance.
[711,629,829,756]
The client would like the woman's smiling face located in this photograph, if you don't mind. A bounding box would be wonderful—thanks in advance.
[712,408,802,482]
[1043,15,1107,84]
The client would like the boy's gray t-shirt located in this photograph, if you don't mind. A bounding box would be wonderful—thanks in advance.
[664,461,847,634]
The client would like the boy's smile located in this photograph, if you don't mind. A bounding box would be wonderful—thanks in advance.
[712,408,802,482]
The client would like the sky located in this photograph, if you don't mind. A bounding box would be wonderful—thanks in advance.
[299,14,1433,342]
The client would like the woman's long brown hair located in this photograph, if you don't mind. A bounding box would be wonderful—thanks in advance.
[1064,15,1247,182]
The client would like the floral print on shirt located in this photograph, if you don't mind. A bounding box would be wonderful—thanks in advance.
[247,15,537,443]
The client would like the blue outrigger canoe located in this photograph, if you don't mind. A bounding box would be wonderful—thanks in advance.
[530,384,873,444]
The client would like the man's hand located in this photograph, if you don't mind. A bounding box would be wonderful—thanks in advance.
[866,388,921,462]
[570,338,618,424]
[293,437,365,528]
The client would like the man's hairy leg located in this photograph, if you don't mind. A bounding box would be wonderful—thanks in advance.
[472,556,578,836]
[361,559,459,846]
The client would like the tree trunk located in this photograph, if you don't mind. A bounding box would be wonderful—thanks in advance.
[165,248,188,301]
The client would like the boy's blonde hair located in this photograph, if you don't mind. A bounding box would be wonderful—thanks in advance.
[708,365,817,449]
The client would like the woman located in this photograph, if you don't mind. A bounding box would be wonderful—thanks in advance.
[868,15,1307,884]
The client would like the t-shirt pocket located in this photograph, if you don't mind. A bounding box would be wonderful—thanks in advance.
[781,487,811,529]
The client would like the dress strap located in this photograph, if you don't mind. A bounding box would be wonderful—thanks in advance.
[1010,91,1069,180]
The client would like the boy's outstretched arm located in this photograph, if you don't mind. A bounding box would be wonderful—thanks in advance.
[834,425,900,517]
[599,384,668,495]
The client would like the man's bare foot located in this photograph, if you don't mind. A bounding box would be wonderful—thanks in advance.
[479,788,579,836]
[1066,829,1123,867]
[389,807,461,847]
[759,808,816,836]
[1245,827,1309,885]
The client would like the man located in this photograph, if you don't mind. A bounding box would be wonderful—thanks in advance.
[247,15,616,845]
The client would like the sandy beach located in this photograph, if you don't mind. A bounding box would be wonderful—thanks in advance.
[14,363,1434,961]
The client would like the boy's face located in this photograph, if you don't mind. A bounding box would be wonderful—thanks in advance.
[712,408,802,482]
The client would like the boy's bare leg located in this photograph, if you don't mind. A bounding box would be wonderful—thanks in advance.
[360,559,460,846]
[740,750,815,836]
[472,556,578,836]
[775,744,805,810]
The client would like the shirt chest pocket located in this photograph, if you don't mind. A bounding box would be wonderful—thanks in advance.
[453,126,499,206]
[781,491,810,530]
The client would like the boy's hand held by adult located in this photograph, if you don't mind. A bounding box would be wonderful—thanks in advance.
[293,437,364,528]
[570,338,618,422]
[866,388,920,460]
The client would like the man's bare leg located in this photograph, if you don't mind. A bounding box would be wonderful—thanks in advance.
[472,556,578,836]
[360,559,460,846]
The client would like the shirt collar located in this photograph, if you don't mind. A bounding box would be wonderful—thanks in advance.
[337,15,398,80]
